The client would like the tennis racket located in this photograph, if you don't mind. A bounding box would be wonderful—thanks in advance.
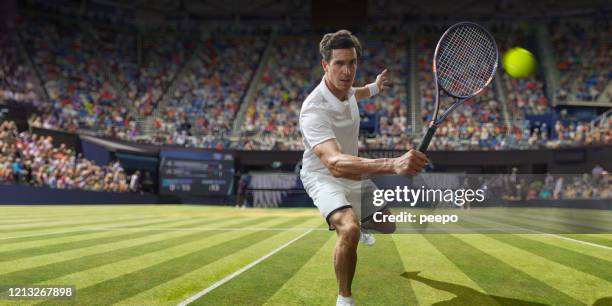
[417,22,499,153]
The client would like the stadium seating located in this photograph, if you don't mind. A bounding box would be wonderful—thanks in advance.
[1,15,609,152]
[0,120,132,192]
[19,17,137,140]
[497,28,551,117]
[238,36,319,150]
[153,37,267,148]
[0,31,42,107]
[511,173,612,200]
[356,36,412,150]
[136,34,195,116]
[551,19,611,102]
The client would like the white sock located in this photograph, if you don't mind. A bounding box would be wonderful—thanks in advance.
[337,295,355,305]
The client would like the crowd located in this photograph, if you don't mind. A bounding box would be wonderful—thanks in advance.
[0,30,42,107]
[502,170,612,201]
[547,117,612,147]
[355,37,411,150]
[2,16,609,152]
[152,37,266,148]
[18,17,138,140]
[503,115,612,149]
[551,19,611,102]
[15,17,202,143]
[239,36,319,150]
[94,28,138,106]
[0,120,134,192]
[494,24,552,117]
[501,74,550,116]
[135,34,195,117]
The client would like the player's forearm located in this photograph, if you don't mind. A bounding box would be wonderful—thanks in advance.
[326,153,395,179]
[354,83,379,101]
[354,86,370,101]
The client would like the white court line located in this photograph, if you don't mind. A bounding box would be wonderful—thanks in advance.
[177,229,314,306]
[0,226,325,240]
[89,226,327,232]
[0,214,165,231]
[0,228,97,241]
[472,216,612,251]
[0,216,198,240]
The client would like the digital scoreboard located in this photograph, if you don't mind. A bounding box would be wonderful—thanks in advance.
[159,150,235,196]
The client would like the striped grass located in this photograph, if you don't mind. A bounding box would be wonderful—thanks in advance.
[0,205,609,306]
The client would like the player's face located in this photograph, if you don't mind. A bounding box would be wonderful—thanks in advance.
[323,48,357,93]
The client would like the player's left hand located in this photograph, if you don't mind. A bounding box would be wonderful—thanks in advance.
[376,69,391,91]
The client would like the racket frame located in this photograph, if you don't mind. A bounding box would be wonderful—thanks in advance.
[418,22,498,153]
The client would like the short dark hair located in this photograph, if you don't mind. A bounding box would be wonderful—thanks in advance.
[319,29,362,62]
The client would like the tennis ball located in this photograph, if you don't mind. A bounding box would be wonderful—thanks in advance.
[502,47,537,78]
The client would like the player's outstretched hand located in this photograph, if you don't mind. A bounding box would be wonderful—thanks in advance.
[376,69,391,91]
[393,149,428,175]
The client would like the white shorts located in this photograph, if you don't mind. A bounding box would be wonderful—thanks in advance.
[300,170,384,230]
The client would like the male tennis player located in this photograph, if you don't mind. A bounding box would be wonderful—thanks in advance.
[299,30,429,306]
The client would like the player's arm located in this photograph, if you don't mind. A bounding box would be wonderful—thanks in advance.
[354,69,390,101]
[313,139,428,180]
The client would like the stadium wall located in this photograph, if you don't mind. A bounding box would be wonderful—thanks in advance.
[21,128,612,175]
[31,127,83,154]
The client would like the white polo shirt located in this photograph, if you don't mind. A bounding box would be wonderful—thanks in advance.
[299,77,360,177]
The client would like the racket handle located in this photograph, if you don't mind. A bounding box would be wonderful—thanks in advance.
[417,125,437,153]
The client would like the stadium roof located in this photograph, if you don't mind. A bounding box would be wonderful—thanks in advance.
[22,0,612,21]
[84,0,612,18]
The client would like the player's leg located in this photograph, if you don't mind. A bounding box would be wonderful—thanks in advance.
[328,207,360,300]
[301,172,360,304]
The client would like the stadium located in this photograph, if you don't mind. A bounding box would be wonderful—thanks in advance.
[0,0,610,305]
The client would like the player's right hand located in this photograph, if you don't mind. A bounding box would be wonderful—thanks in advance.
[376,69,390,91]
[393,149,429,175]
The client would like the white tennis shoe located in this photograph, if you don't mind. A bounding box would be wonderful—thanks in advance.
[359,229,376,246]
[336,295,356,306]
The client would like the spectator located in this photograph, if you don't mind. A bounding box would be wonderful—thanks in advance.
[129,170,141,193]
[0,120,132,192]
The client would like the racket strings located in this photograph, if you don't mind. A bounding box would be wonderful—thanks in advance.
[435,24,497,98]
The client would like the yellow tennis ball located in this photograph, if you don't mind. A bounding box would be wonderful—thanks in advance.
[503,47,537,78]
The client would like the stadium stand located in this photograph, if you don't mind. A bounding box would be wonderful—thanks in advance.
[501,172,612,200]
[495,24,552,117]
[0,30,42,108]
[0,120,133,192]
[18,16,137,140]
[356,36,412,150]
[135,34,196,117]
[551,18,611,103]
[239,36,319,150]
[0,14,608,153]
[153,36,267,148]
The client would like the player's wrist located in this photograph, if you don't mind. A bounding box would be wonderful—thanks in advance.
[389,157,401,174]
[367,83,379,97]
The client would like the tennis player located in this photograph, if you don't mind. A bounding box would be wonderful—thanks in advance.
[299,30,429,306]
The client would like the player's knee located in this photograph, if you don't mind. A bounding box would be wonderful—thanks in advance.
[338,222,360,246]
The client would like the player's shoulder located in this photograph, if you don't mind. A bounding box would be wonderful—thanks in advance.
[302,85,332,113]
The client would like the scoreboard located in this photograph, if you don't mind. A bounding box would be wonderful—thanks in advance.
[159,150,235,196]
